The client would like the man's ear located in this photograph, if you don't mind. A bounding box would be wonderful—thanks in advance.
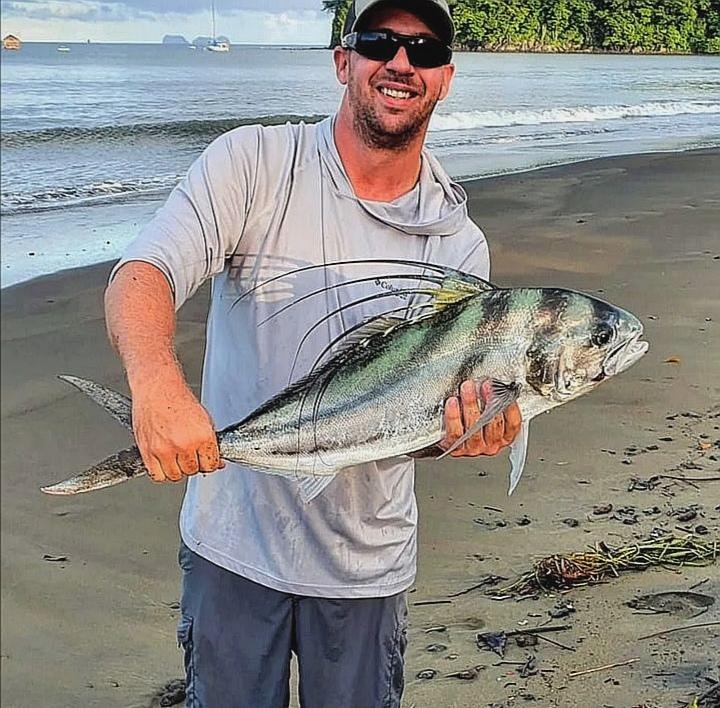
[438,63,455,102]
[333,46,349,85]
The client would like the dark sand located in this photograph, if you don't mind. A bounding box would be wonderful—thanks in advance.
[1,150,718,708]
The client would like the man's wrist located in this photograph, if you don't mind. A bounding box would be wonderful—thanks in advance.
[125,355,185,393]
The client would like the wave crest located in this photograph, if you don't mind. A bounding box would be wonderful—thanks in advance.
[1,114,326,148]
[430,101,719,132]
[1,175,182,214]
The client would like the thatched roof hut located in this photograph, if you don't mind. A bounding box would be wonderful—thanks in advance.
[3,35,22,50]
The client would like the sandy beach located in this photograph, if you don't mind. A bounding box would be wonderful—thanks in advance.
[1,149,718,708]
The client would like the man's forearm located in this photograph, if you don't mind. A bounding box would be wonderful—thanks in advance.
[105,261,183,389]
[105,260,222,482]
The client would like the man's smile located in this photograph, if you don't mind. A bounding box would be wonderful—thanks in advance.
[379,86,413,99]
[375,82,422,107]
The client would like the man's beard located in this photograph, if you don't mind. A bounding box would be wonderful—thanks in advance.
[349,80,437,151]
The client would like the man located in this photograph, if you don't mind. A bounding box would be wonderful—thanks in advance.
[105,1,521,705]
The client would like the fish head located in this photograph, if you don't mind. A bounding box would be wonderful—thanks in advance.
[526,290,648,403]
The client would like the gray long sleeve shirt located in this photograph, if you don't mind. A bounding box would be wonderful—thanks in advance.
[115,117,490,597]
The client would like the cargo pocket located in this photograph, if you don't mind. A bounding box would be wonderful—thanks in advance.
[177,614,198,707]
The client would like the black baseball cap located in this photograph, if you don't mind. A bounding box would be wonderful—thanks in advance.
[343,0,455,46]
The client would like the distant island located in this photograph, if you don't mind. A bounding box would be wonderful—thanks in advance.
[323,0,719,54]
[161,34,231,47]
[162,34,189,45]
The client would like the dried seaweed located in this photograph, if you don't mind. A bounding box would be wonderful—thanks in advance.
[493,534,718,598]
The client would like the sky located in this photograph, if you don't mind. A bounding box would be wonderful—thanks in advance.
[0,0,333,43]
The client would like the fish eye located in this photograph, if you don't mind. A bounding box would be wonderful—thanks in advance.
[591,323,614,347]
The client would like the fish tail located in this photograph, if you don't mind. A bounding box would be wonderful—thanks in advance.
[58,375,133,431]
[41,446,147,495]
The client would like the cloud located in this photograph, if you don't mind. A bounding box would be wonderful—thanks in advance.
[2,0,156,22]
[1,0,325,23]
[260,9,324,42]
[0,0,332,42]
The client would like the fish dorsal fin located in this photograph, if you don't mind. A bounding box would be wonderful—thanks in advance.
[436,270,495,293]
[326,314,409,358]
[233,257,496,307]
[430,275,494,312]
[232,270,495,429]
[307,274,495,368]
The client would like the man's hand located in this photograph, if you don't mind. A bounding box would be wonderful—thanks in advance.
[440,379,521,457]
[130,367,224,483]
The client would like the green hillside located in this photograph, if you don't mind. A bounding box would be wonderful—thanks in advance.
[323,0,720,53]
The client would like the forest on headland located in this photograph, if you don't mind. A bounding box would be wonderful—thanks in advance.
[323,0,720,54]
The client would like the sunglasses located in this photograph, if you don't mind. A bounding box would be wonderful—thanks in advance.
[342,30,452,69]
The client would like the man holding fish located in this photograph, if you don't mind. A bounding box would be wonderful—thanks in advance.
[104,1,521,705]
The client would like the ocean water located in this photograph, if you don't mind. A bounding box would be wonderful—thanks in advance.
[1,42,719,287]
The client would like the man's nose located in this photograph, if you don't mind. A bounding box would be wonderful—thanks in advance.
[385,45,414,73]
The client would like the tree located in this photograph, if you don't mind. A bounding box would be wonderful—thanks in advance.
[323,0,719,53]
[696,0,720,51]
[323,0,353,48]
[542,0,597,48]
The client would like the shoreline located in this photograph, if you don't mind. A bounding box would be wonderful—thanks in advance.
[2,148,718,708]
[3,145,718,293]
[452,46,720,56]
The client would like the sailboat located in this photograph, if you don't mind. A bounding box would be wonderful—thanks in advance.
[206,1,229,52]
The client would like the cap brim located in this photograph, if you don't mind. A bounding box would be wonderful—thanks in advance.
[345,0,454,46]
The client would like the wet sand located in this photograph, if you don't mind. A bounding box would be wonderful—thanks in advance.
[1,149,718,707]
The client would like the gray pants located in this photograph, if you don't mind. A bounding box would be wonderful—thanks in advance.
[177,543,408,708]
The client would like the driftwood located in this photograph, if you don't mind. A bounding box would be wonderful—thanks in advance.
[569,658,639,678]
[638,620,720,641]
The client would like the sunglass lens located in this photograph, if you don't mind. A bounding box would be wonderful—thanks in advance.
[349,32,451,69]
[408,40,452,68]
[354,33,396,62]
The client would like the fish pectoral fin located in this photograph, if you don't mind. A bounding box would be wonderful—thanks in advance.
[438,379,521,459]
[508,419,530,496]
[297,474,338,503]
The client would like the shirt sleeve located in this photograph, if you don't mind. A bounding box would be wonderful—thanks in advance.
[459,224,491,281]
[111,126,260,309]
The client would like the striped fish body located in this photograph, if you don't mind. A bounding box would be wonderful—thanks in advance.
[42,269,648,499]
[218,287,605,473]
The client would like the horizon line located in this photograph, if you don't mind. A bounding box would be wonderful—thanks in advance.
[3,39,328,46]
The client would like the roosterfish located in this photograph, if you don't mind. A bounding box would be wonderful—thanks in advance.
[42,259,648,501]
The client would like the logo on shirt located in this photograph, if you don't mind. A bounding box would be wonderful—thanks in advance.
[375,278,409,301]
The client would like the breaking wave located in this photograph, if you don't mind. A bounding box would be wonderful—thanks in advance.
[0,114,326,148]
[3,102,717,215]
[430,100,720,132]
[1,175,183,214]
